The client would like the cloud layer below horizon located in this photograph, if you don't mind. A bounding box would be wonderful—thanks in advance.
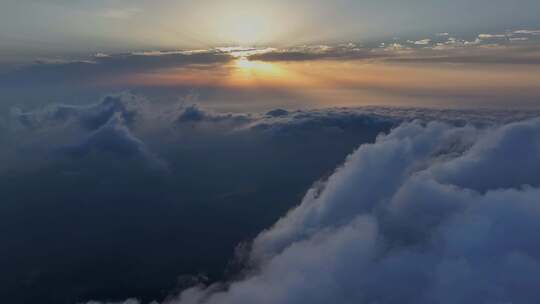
[2,94,540,304]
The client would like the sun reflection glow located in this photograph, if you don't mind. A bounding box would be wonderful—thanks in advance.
[230,56,288,84]
[236,57,265,69]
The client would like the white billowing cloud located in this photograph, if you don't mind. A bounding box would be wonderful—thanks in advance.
[153,117,540,304]
[414,38,432,45]
[478,33,507,39]
[513,29,540,35]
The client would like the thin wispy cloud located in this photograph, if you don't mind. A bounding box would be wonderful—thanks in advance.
[97,7,142,20]
[413,38,432,45]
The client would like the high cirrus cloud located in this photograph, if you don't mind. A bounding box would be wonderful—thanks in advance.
[130,117,540,304]
[245,29,540,65]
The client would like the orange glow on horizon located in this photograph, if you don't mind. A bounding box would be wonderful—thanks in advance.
[105,58,540,109]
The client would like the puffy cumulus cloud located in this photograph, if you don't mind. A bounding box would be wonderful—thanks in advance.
[11,95,137,130]
[244,108,397,138]
[7,95,539,174]
[130,117,540,304]
[176,104,252,126]
[265,109,289,117]
[9,93,539,178]
[2,93,169,172]
[59,111,167,170]
[244,107,540,137]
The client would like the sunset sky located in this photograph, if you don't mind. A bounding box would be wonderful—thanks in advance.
[2,0,540,110]
[2,0,540,56]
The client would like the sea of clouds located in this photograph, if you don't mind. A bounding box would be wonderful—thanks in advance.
[2,94,540,304]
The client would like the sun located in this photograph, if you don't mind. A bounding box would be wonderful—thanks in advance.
[227,56,290,87]
[236,57,257,69]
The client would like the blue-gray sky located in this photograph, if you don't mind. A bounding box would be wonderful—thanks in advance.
[2,0,540,58]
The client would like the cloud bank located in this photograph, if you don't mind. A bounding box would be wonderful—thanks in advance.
[132,117,540,304]
[4,94,540,304]
[5,95,539,174]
